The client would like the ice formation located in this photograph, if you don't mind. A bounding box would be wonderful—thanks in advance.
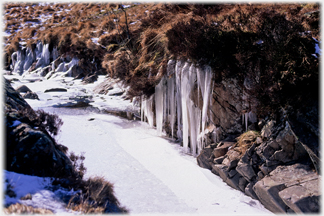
[167,60,176,138]
[155,76,165,136]
[141,59,214,155]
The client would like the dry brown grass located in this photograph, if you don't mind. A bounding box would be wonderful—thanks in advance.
[235,131,259,155]
[3,2,319,111]
[66,176,128,214]
[4,203,53,214]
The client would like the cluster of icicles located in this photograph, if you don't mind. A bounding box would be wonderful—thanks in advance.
[141,60,214,156]
[11,41,79,79]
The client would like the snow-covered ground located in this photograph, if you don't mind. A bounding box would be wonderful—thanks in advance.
[3,72,273,214]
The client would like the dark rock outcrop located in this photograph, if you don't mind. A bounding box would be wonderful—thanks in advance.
[16,85,32,93]
[5,78,77,178]
[22,91,39,100]
[197,109,320,214]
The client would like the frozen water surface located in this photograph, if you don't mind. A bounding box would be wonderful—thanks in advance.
[4,73,272,215]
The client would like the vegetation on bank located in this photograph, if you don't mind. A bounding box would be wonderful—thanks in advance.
[3,3,319,118]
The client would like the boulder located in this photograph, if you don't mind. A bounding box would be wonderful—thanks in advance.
[5,79,32,111]
[16,85,32,93]
[197,145,214,170]
[236,161,256,182]
[213,155,226,164]
[5,79,77,179]
[22,91,39,100]
[212,141,235,158]
[211,164,246,191]
[6,122,76,178]
[253,163,319,213]
[82,74,98,84]
[261,120,276,138]
[222,149,240,170]
[278,177,320,213]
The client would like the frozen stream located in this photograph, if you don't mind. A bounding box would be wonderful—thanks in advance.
[44,108,271,215]
[4,73,272,214]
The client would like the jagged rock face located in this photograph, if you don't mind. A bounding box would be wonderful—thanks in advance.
[197,117,319,214]
[254,163,320,213]
[209,79,259,140]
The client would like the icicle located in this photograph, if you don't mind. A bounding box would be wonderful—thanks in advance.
[167,60,176,138]
[200,66,213,149]
[42,43,50,66]
[197,67,206,100]
[245,112,249,131]
[188,100,201,156]
[155,77,165,136]
[36,41,43,59]
[141,95,144,122]
[180,62,191,153]
[23,47,34,72]
[52,47,59,61]
[175,60,184,140]
[248,111,257,123]
[142,95,154,127]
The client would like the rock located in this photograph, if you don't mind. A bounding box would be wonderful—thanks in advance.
[209,79,248,138]
[71,65,84,77]
[197,145,214,170]
[238,176,248,192]
[269,121,308,163]
[82,74,98,84]
[22,91,39,100]
[108,91,125,96]
[222,149,240,170]
[245,182,259,200]
[44,88,68,93]
[93,78,113,95]
[212,141,235,158]
[6,122,76,178]
[253,163,318,213]
[16,85,32,93]
[5,80,77,179]
[211,164,228,180]
[228,169,238,178]
[236,161,256,182]
[256,137,263,144]
[261,120,276,138]
[212,164,243,191]
[213,155,226,164]
[5,79,33,112]
[278,178,320,213]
